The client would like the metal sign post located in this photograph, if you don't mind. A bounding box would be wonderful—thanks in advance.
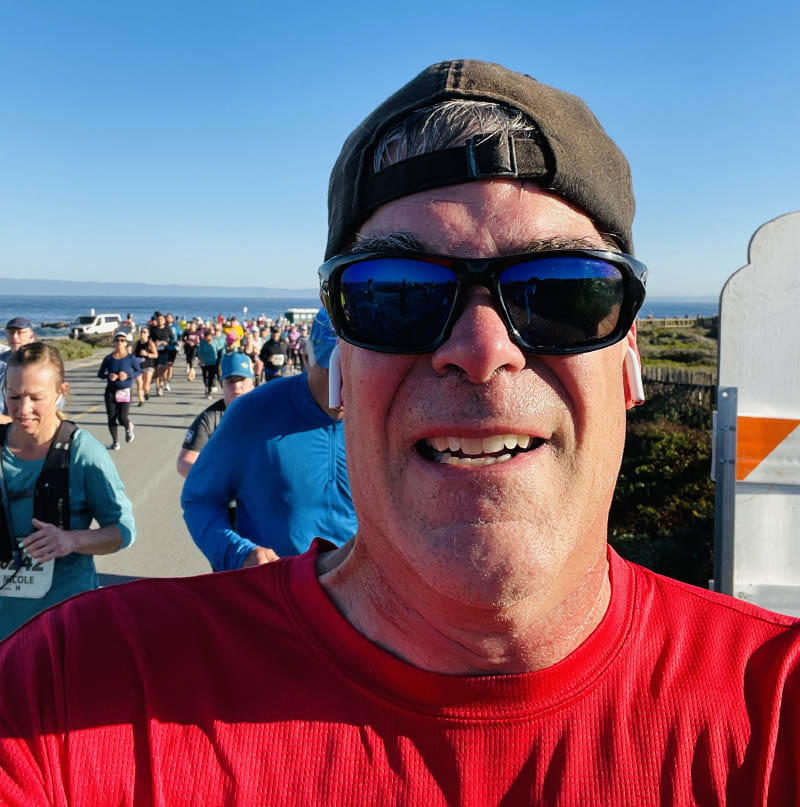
[712,387,737,595]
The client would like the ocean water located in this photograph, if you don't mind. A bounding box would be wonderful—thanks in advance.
[0,293,719,338]
[637,298,718,320]
[0,294,321,337]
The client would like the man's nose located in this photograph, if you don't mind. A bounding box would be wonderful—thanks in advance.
[430,287,526,383]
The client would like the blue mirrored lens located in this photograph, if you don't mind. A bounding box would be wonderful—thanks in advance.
[339,258,457,350]
[500,258,624,347]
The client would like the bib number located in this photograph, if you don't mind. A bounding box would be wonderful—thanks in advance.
[115,388,132,403]
[269,354,286,367]
[0,556,54,599]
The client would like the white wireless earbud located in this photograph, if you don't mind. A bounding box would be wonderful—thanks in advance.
[55,393,66,409]
[624,345,645,406]
[328,343,343,409]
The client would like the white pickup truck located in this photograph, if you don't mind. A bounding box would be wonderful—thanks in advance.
[69,313,125,341]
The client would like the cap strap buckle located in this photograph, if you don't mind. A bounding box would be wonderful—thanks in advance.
[466,132,518,179]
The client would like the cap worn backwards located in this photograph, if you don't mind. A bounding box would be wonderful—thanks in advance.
[326,59,634,259]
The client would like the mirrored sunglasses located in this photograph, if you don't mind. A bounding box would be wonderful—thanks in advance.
[319,249,647,355]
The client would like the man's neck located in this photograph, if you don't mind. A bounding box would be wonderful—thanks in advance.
[317,536,611,675]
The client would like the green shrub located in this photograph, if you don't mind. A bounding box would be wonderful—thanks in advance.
[610,419,714,587]
[628,381,714,430]
[42,339,95,362]
[607,320,719,587]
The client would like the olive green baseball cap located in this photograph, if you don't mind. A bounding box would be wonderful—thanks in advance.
[326,59,634,258]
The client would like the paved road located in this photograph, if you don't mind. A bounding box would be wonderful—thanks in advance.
[64,351,211,582]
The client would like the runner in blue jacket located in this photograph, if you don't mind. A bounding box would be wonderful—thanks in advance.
[181,311,356,569]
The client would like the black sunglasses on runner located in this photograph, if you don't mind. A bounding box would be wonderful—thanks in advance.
[319,249,648,355]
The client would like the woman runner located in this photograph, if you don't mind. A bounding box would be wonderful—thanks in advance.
[98,332,141,450]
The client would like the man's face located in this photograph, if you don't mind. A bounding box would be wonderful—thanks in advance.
[341,180,637,611]
[7,327,34,351]
[166,314,174,325]
[156,316,166,328]
[222,375,254,405]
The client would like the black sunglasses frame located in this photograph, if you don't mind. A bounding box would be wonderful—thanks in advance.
[319,249,648,356]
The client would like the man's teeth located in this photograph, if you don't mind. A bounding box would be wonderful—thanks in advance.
[425,434,535,466]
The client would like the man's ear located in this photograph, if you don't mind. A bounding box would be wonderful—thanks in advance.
[622,327,644,408]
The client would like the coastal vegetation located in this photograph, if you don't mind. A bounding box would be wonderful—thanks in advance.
[637,318,718,373]
[42,338,95,361]
[609,318,717,587]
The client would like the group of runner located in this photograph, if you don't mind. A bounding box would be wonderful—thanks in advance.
[130,311,311,402]
[98,310,311,451]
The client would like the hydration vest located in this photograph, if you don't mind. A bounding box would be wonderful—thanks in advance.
[0,420,77,563]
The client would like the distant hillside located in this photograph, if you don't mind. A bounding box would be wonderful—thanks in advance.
[6,278,318,298]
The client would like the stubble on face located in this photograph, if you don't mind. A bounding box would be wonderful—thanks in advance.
[324,181,629,654]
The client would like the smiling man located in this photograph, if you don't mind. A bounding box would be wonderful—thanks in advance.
[0,60,798,806]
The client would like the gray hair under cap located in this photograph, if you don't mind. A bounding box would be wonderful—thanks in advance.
[326,59,635,259]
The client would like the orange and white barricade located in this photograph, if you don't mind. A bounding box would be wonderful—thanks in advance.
[714,211,800,616]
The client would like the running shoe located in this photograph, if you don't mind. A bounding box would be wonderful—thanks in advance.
[145,392,150,400]
[138,401,144,407]
[165,382,172,392]
[157,388,163,397]
[108,442,121,451]
[125,424,135,444]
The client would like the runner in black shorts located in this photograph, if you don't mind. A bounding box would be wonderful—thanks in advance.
[150,312,171,396]
[165,313,179,391]
[133,326,158,404]
[182,321,200,382]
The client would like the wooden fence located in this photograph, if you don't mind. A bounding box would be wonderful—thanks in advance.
[637,315,718,329]
[642,366,716,386]
[641,366,717,408]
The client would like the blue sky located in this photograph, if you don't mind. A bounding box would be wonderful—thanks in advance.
[1,0,797,297]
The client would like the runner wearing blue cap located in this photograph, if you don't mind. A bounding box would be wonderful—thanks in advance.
[176,352,255,478]
[181,309,356,569]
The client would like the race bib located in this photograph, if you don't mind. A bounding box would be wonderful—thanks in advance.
[0,556,54,599]
[115,388,132,403]
[269,354,286,367]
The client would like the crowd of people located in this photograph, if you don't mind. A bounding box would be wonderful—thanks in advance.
[0,306,355,635]
[128,310,313,396]
[96,310,316,452]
